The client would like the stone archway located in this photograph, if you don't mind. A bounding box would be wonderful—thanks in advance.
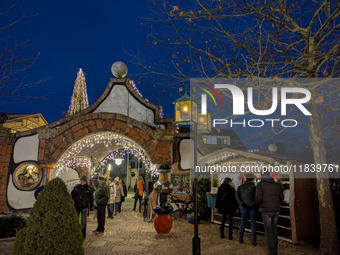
[38,112,173,167]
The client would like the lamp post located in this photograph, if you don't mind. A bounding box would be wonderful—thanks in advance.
[173,86,211,255]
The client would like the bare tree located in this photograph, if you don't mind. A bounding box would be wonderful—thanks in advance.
[132,0,340,253]
[0,1,48,106]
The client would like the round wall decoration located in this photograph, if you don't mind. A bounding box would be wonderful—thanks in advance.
[13,162,43,191]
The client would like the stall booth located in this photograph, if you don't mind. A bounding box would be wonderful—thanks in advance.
[199,148,320,244]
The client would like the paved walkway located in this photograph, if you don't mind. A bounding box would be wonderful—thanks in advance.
[0,193,321,255]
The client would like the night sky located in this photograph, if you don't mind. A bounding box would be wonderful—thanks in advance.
[1,1,175,123]
[0,1,318,153]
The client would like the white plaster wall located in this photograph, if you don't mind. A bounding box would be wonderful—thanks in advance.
[94,85,155,126]
[7,174,37,209]
[13,134,39,163]
[179,139,203,170]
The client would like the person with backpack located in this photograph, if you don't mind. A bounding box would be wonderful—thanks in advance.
[236,173,257,246]
[71,176,94,239]
[215,177,239,240]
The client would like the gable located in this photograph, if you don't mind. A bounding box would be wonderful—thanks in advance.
[93,84,155,126]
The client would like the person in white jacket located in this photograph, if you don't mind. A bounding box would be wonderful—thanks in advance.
[113,177,124,215]
[107,178,115,219]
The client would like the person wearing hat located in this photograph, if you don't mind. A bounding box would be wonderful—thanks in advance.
[113,177,124,215]
[236,173,257,246]
[93,175,110,233]
[71,176,94,239]
[256,170,284,255]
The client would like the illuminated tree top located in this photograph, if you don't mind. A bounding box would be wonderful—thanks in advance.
[68,68,89,115]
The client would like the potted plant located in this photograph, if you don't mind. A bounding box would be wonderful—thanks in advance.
[187,178,211,223]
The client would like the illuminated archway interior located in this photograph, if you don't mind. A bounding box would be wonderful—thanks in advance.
[56,132,157,177]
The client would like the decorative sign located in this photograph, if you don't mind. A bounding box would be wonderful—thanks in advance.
[65,178,80,193]
[13,162,43,191]
[210,187,218,194]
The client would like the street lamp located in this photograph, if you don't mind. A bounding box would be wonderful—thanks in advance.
[173,87,198,124]
[197,110,212,133]
[114,155,124,166]
[173,86,201,255]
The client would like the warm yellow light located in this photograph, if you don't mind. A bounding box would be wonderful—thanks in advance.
[183,106,188,112]
[199,117,204,122]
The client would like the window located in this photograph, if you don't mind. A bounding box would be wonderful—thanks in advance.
[203,137,207,144]
[130,162,135,168]
[217,136,231,145]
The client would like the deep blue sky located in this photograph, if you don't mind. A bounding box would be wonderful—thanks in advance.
[1,0,175,123]
[0,1,321,154]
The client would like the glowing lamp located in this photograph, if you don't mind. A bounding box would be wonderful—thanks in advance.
[173,87,198,124]
[197,110,212,133]
[114,156,124,166]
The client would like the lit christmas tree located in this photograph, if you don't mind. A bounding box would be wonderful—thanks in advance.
[67,68,89,115]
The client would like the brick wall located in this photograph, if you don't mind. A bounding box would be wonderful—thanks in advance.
[0,136,15,213]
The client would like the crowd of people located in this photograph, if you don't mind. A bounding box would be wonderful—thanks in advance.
[70,172,282,255]
[216,172,284,255]
[70,175,141,238]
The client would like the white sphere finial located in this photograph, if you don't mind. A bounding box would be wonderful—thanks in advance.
[111,61,128,78]
[268,144,278,153]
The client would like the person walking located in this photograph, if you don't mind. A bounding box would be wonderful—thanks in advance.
[215,177,238,240]
[237,173,257,246]
[71,176,94,239]
[107,178,115,219]
[133,175,144,213]
[256,171,284,255]
[93,176,110,233]
[113,177,124,215]
[118,178,127,213]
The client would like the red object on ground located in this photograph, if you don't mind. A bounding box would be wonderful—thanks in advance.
[154,214,173,234]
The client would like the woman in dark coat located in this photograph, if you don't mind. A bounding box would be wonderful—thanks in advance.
[118,178,127,213]
[215,177,239,239]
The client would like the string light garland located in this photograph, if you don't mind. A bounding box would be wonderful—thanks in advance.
[207,153,284,169]
[56,132,158,177]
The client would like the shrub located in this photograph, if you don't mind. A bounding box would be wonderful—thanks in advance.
[190,178,211,221]
[0,214,26,238]
[12,178,84,255]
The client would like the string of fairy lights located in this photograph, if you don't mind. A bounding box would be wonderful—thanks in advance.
[206,152,283,169]
[56,132,158,177]
[95,148,157,176]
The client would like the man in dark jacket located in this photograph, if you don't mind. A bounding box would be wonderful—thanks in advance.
[71,176,94,239]
[93,176,110,233]
[215,177,238,240]
[237,173,257,245]
[256,171,284,255]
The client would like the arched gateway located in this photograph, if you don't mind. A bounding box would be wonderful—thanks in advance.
[0,77,185,213]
